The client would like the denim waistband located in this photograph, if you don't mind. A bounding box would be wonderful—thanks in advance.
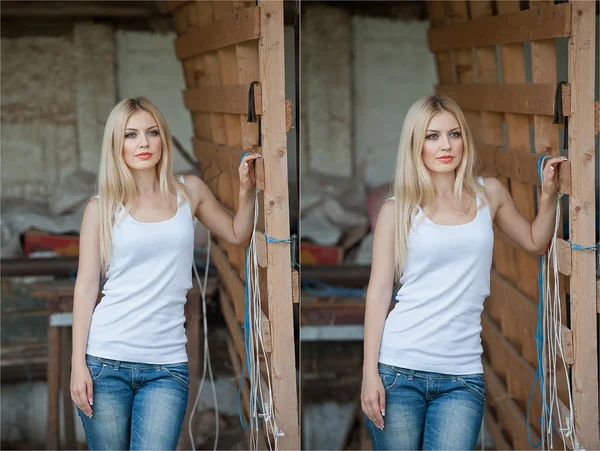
[86,354,187,370]
[378,362,483,379]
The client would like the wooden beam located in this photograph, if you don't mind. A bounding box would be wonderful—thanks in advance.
[255,157,265,190]
[428,2,571,52]
[211,240,245,323]
[557,238,572,276]
[259,1,299,448]
[437,83,570,117]
[561,324,574,366]
[1,1,160,17]
[482,358,540,449]
[292,269,299,304]
[219,287,246,363]
[483,407,511,451]
[175,5,260,60]
[256,232,268,268]
[261,310,272,353]
[477,144,572,194]
[568,2,599,448]
[285,99,293,132]
[184,84,261,115]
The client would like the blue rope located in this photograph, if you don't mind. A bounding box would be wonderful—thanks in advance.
[237,248,251,430]
[303,279,366,298]
[264,234,291,244]
[568,240,597,251]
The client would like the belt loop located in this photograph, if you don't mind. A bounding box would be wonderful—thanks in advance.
[114,360,121,371]
[408,370,414,381]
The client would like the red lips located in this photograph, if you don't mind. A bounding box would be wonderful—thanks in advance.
[437,156,454,162]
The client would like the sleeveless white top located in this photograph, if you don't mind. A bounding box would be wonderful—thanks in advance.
[378,177,494,374]
[86,175,195,364]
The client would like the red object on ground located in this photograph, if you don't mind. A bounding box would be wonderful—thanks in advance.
[300,242,343,266]
[23,230,80,256]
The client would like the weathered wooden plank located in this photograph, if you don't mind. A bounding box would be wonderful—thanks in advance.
[428,2,571,52]
[561,324,574,366]
[292,269,299,304]
[256,232,268,268]
[476,144,572,194]
[184,84,261,115]
[261,310,272,353]
[437,83,570,117]
[259,1,299,447]
[483,407,511,451]
[211,239,245,323]
[426,1,454,84]
[255,157,265,190]
[482,358,540,449]
[175,5,260,60]
[556,238,572,276]
[568,1,599,448]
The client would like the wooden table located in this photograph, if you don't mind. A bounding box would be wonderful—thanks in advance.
[33,278,217,450]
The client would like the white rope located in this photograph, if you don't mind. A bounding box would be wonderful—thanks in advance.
[539,157,580,451]
[189,226,219,451]
[246,190,281,450]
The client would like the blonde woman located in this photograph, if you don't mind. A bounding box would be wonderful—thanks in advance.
[361,95,565,450]
[70,97,260,450]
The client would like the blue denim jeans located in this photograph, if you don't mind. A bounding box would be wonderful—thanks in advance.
[77,354,189,450]
[365,363,485,450]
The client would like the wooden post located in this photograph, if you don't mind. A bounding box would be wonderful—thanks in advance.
[60,328,75,450]
[568,1,598,448]
[47,325,60,450]
[258,0,299,448]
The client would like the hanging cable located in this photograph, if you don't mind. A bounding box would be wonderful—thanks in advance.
[188,228,219,451]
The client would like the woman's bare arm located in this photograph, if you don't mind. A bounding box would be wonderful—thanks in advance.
[485,156,566,255]
[184,153,260,247]
[72,198,101,365]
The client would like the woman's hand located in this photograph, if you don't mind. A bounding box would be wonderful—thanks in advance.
[239,153,262,192]
[541,156,568,196]
[361,372,386,430]
[70,361,93,418]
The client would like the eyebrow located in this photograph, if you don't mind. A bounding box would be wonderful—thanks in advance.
[426,127,461,133]
[125,125,158,131]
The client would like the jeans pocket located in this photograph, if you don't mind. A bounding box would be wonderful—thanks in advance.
[379,369,399,390]
[86,361,107,381]
[161,364,190,388]
[457,375,485,401]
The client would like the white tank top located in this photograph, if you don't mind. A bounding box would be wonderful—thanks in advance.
[378,177,494,374]
[86,175,195,364]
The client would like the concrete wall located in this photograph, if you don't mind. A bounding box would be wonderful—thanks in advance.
[353,16,438,188]
[115,29,193,174]
[1,24,193,205]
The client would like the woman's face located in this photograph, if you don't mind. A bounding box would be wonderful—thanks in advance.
[421,111,463,175]
[122,110,162,171]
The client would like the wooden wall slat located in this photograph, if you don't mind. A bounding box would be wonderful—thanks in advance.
[481,313,566,448]
[483,358,540,449]
[175,5,260,60]
[428,3,571,52]
[426,1,455,84]
[567,1,599,448]
[183,84,262,115]
[477,143,572,194]
[436,83,570,117]
[483,407,512,450]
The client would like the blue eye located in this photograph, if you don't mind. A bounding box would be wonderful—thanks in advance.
[450,132,461,138]
[149,130,159,136]
[426,134,438,140]
[125,132,136,138]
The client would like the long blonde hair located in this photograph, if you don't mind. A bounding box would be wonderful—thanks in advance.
[96,97,190,275]
[392,95,488,281]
